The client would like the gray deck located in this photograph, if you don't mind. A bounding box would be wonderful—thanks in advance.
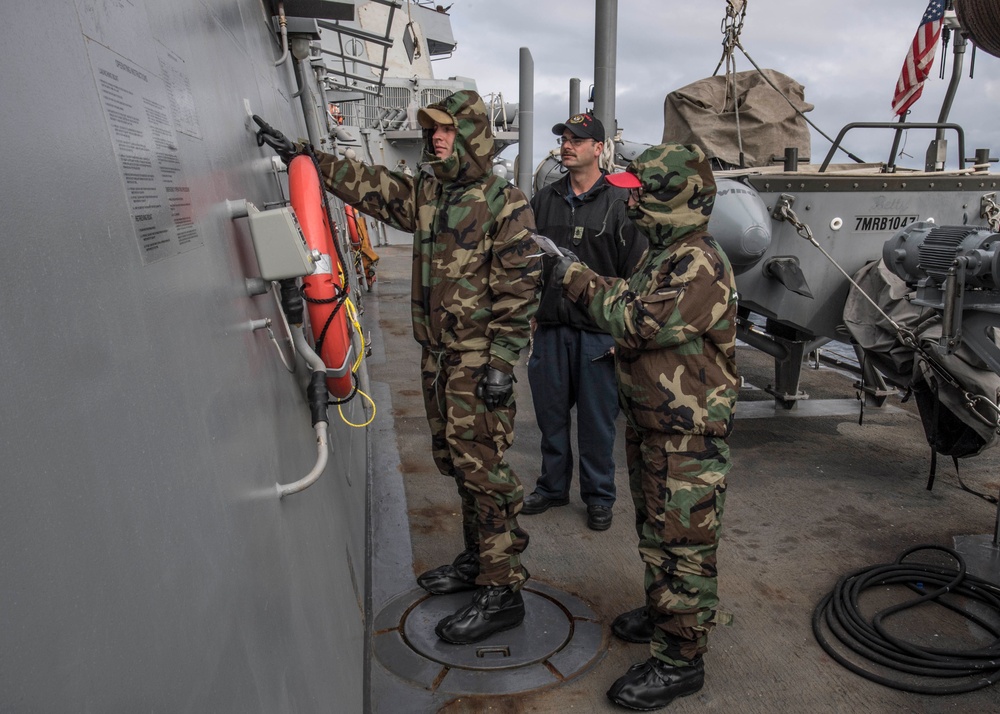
[366,244,1000,713]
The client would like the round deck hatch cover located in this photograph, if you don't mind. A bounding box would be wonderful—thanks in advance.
[373,581,604,695]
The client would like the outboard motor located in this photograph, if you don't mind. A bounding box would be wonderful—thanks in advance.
[880,219,1000,389]
[883,221,1000,293]
[882,220,1000,373]
[849,222,1000,462]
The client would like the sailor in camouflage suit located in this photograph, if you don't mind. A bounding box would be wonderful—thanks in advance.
[308,90,540,644]
[551,143,738,710]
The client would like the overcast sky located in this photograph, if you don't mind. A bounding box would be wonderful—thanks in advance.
[432,0,1000,172]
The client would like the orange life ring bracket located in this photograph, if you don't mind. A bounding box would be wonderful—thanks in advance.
[287,155,355,399]
[344,204,377,290]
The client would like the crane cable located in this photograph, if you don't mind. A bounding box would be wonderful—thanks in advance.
[712,0,865,164]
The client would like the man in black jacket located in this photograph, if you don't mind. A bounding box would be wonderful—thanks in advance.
[523,113,647,530]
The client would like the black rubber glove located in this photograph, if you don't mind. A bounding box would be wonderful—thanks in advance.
[475,366,514,411]
[253,115,298,163]
[550,249,579,288]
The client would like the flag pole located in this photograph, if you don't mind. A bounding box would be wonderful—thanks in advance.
[887,113,907,172]
[888,0,948,171]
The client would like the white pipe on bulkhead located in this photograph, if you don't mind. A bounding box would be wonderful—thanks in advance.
[276,326,330,498]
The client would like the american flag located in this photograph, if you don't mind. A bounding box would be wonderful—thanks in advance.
[891,0,946,116]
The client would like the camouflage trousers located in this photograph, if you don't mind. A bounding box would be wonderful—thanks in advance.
[420,347,529,589]
[625,426,731,666]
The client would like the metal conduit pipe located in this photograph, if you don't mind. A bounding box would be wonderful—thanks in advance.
[273,2,290,67]
[291,324,326,373]
[294,49,325,146]
[274,28,334,499]
[278,422,330,498]
[569,78,580,117]
[278,422,329,498]
[935,32,966,138]
[277,325,330,498]
[291,35,310,99]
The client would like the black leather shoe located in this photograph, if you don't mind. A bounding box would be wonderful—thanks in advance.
[611,606,654,643]
[607,657,704,711]
[417,548,479,595]
[587,505,613,530]
[435,585,525,644]
[521,491,569,515]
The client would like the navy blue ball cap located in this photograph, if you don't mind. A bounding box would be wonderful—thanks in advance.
[552,113,605,142]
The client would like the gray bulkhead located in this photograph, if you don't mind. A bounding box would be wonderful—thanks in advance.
[1,1,369,711]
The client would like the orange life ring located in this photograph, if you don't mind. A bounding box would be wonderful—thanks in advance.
[354,210,371,249]
[344,204,362,248]
[287,155,354,399]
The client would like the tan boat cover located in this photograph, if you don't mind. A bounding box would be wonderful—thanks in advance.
[662,69,813,168]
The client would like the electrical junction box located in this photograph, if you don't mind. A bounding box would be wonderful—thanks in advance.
[246,205,317,280]
[271,16,320,39]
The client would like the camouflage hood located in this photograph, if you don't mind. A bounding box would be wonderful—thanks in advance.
[421,90,495,186]
[625,143,716,247]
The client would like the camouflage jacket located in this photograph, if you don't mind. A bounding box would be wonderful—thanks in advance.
[314,90,540,373]
[563,144,739,447]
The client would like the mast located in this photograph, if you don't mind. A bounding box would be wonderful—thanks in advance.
[593,0,618,137]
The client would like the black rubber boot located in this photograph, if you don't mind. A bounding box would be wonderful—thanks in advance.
[416,548,479,595]
[611,606,655,644]
[521,491,569,515]
[434,585,525,644]
[606,657,704,711]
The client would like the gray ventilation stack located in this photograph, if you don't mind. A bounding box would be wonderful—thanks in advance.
[518,47,534,196]
[594,0,617,138]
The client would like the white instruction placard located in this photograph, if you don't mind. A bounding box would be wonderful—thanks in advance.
[88,40,202,264]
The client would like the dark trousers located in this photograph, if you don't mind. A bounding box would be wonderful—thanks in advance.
[527,325,619,507]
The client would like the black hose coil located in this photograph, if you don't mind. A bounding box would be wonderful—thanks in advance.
[812,544,1000,694]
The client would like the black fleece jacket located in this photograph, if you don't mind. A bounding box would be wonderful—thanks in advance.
[531,173,647,332]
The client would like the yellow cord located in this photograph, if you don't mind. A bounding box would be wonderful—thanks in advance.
[338,387,376,427]
[333,295,375,428]
[345,297,365,372]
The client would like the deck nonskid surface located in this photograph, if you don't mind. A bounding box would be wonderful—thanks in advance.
[367,244,1000,713]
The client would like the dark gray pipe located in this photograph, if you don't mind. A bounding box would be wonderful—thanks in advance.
[291,37,326,150]
[926,31,967,170]
[518,47,535,196]
[569,78,581,117]
[736,323,790,361]
[594,0,617,138]
[936,32,967,135]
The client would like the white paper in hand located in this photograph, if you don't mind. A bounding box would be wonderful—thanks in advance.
[529,233,565,258]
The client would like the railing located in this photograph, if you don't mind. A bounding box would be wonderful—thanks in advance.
[332,84,517,134]
[819,122,967,173]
